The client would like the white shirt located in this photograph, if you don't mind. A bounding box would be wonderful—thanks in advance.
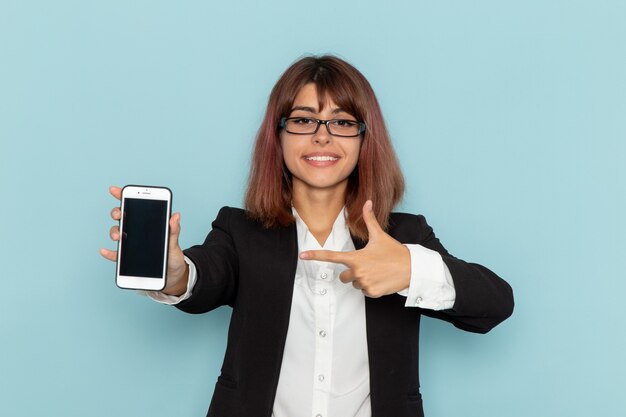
[149,208,455,417]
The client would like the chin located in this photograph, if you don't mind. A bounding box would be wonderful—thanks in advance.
[300,176,349,191]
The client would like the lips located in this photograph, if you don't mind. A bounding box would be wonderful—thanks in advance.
[303,152,341,167]
[305,155,338,161]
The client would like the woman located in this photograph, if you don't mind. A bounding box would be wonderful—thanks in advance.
[101,55,514,417]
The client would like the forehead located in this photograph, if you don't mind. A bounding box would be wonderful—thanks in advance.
[292,83,341,110]
[291,83,349,113]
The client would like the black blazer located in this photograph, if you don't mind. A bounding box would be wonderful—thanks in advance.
[178,207,514,417]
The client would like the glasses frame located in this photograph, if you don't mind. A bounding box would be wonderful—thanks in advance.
[279,117,366,138]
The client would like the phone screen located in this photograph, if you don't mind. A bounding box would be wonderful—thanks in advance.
[119,198,168,278]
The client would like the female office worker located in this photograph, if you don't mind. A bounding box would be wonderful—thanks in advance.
[101,55,514,417]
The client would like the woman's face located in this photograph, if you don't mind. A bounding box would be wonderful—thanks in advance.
[281,83,362,196]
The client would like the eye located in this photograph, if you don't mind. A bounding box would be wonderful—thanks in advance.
[333,119,358,127]
[291,117,316,125]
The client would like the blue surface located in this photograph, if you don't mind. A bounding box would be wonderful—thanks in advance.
[1,1,625,416]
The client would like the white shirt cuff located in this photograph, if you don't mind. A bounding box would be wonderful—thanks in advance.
[145,256,198,305]
[397,244,456,310]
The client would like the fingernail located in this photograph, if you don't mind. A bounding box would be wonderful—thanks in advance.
[366,200,373,212]
[299,252,310,259]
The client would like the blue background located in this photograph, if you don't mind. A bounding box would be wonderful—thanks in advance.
[1,1,624,416]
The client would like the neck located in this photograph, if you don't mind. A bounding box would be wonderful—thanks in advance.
[292,179,347,246]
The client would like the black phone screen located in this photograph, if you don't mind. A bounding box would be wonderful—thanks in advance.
[119,198,168,278]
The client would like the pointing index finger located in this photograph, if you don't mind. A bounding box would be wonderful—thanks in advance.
[300,250,354,267]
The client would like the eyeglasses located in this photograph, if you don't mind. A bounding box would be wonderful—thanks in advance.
[279,117,366,138]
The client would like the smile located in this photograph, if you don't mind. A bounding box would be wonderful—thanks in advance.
[304,156,339,161]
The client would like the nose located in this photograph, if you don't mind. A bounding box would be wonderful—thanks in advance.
[312,122,332,145]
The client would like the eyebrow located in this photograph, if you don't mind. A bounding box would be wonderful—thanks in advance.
[290,106,349,115]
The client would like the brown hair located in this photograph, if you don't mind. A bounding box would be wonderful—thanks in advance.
[244,55,404,241]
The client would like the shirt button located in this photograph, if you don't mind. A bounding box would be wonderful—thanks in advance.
[319,330,327,338]
[320,288,327,295]
[320,272,328,279]
[315,414,322,417]
[318,374,325,382]
[415,296,423,306]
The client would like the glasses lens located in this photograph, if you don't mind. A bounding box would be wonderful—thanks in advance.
[285,117,318,134]
[328,120,360,137]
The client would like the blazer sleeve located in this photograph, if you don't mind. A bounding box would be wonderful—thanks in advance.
[402,214,514,333]
[174,207,239,314]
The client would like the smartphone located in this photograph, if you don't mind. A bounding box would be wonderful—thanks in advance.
[115,185,172,291]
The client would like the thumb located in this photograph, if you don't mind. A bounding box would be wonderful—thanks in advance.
[362,200,384,239]
[169,212,182,249]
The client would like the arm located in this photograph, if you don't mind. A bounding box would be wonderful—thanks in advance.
[298,201,514,333]
[412,214,514,333]
[173,207,240,314]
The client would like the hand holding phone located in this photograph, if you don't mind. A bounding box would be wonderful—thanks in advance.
[100,186,188,294]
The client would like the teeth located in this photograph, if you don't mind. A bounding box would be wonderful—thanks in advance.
[305,156,338,161]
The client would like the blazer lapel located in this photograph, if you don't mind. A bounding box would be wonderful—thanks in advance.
[252,222,299,414]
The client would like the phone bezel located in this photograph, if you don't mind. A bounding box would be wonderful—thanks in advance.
[115,185,171,291]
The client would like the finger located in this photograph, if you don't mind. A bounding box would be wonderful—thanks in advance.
[299,249,354,266]
[109,185,122,201]
[352,281,363,291]
[362,200,384,239]
[109,225,120,241]
[339,269,355,284]
[99,248,118,262]
[169,212,181,249]
[111,207,121,221]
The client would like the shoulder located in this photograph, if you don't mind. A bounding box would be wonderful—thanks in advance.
[388,211,429,230]
[387,212,433,245]
[214,206,247,221]
[213,206,261,229]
